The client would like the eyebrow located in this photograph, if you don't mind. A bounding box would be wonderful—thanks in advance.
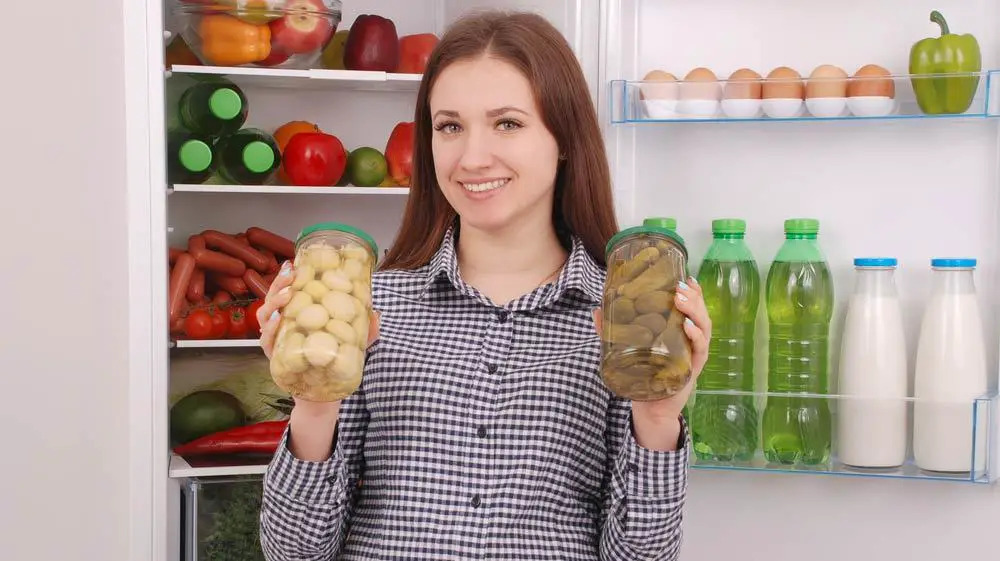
[432,106,530,119]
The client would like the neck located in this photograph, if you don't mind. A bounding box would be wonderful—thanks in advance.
[456,218,568,304]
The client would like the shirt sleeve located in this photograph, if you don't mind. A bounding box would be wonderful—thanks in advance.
[599,397,690,561]
[258,347,374,561]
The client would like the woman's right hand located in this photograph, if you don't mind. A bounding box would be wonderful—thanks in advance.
[256,260,295,359]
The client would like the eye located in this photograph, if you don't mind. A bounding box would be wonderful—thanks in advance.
[496,118,523,132]
[434,121,461,134]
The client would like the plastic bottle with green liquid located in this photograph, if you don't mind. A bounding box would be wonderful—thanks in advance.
[165,75,249,137]
[213,128,281,185]
[762,218,834,466]
[690,219,760,462]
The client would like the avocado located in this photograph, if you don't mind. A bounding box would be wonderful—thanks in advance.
[170,390,247,445]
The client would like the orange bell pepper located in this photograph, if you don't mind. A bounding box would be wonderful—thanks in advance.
[198,14,271,66]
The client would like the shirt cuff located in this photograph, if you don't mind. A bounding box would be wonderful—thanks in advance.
[618,414,690,500]
[264,424,349,506]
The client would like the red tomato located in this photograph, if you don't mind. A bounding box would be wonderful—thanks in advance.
[183,310,213,340]
[283,132,347,186]
[246,299,265,337]
[228,306,248,339]
[209,308,230,339]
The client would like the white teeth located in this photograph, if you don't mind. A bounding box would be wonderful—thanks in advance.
[461,179,509,192]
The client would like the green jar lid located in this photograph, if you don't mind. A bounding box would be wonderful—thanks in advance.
[178,139,212,173]
[297,222,379,257]
[242,141,275,173]
[784,218,819,235]
[209,88,242,120]
[606,223,687,258]
[642,217,677,230]
[712,218,746,234]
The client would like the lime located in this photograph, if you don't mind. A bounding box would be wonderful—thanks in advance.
[347,147,387,187]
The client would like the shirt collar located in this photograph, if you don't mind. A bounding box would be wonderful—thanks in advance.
[420,223,604,308]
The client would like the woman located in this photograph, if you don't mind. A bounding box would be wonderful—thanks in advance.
[256,9,710,561]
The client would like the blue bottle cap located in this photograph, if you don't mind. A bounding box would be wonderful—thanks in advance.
[931,258,977,268]
[854,257,897,268]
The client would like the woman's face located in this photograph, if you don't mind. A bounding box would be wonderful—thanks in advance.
[429,55,561,235]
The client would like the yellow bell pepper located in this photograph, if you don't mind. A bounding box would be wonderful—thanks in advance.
[198,14,271,67]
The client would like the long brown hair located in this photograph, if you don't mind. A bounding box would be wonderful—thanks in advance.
[379,10,619,270]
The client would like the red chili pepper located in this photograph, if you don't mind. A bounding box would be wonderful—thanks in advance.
[172,420,289,457]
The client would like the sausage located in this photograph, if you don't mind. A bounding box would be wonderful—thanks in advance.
[188,234,246,277]
[203,229,270,273]
[211,273,248,296]
[169,253,197,324]
[244,269,269,299]
[235,233,250,245]
[169,247,184,264]
[186,268,206,302]
[212,291,233,305]
[246,227,295,260]
[255,247,280,273]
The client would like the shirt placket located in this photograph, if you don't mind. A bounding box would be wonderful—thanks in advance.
[467,305,514,556]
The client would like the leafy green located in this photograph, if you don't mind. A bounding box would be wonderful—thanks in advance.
[201,480,265,561]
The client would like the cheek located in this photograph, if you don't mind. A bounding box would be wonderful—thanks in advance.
[431,137,457,181]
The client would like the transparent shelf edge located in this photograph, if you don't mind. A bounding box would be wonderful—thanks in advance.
[609,69,1000,124]
[169,184,411,195]
[683,389,998,485]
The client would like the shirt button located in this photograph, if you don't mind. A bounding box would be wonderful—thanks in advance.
[497,310,509,322]
[628,463,640,474]
[486,363,497,374]
[471,495,482,508]
[477,426,488,438]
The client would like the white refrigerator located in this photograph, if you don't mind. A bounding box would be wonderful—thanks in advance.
[122,0,1000,559]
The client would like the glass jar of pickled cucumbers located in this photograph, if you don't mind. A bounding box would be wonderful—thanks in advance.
[601,219,692,401]
[270,222,378,402]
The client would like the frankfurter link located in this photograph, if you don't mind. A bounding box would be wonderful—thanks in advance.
[203,229,270,273]
[188,234,246,277]
[246,227,295,260]
[168,252,196,324]
[270,238,375,403]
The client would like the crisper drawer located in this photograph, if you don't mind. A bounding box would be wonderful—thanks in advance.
[182,475,266,561]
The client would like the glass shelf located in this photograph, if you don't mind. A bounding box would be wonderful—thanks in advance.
[685,389,997,484]
[610,70,1000,124]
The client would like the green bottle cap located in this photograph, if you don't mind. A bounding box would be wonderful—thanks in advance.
[208,88,242,120]
[642,217,677,230]
[297,222,379,257]
[178,139,212,173]
[784,218,819,235]
[712,218,746,235]
[242,141,275,173]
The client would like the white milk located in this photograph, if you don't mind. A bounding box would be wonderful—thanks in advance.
[913,260,989,474]
[837,260,908,468]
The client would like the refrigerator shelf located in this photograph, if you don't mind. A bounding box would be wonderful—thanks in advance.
[168,65,423,92]
[685,389,998,484]
[169,184,411,196]
[170,338,261,349]
[610,70,1000,124]
[169,453,269,478]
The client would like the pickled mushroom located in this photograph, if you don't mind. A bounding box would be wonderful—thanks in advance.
[342,258,365,280]
[292,264,315,289]
[303,331,340,367]
[302,279,330,301]
[284,291,313,319]
[306,245,341,270]
[325,318,357,345]
[296,303,331,331]
[321,269,353,292]
[322,290,359,322]
[280,332,310,373]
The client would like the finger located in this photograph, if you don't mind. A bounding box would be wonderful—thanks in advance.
[259,309,282,358]
[366,311,382,349]
[674,287,712,341]
[255,285,294,327]
[683,317,709,356]
[265,261,295,300]
[591,308,602,336]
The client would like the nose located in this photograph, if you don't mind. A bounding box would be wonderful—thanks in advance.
[458,126,494,171]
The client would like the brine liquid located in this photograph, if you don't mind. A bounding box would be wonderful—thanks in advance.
[762,260,834,466]
[690,258,759,462]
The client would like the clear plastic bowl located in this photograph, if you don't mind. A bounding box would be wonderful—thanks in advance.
[173,0,342,70]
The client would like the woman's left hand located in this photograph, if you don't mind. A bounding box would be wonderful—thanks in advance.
[630,276,712,422]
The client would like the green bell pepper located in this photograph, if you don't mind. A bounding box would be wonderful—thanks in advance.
[909,10,982,115]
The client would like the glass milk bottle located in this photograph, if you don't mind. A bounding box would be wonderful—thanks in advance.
[913,258,989,473]
[836,258,908,468]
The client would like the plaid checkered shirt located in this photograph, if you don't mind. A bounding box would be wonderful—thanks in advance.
[260,225,690,560]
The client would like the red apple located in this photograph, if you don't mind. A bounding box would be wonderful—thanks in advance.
[343,14,399,72]
[257,48,292,67]
[269,0,335,55]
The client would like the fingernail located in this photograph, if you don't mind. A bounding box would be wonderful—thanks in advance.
[677,293,689,302]
[280,262,292,276]
[689,276,699,285]
[269,311,279,322]
[678,281,690,291]
[685,317,694,327]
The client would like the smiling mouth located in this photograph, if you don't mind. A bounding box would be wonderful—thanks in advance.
[460,178,510,193]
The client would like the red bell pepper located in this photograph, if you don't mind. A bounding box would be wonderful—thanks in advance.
[282,132,348,186]
[397,33,439,74]
[172,420,289,457]
[385,121,414,187]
